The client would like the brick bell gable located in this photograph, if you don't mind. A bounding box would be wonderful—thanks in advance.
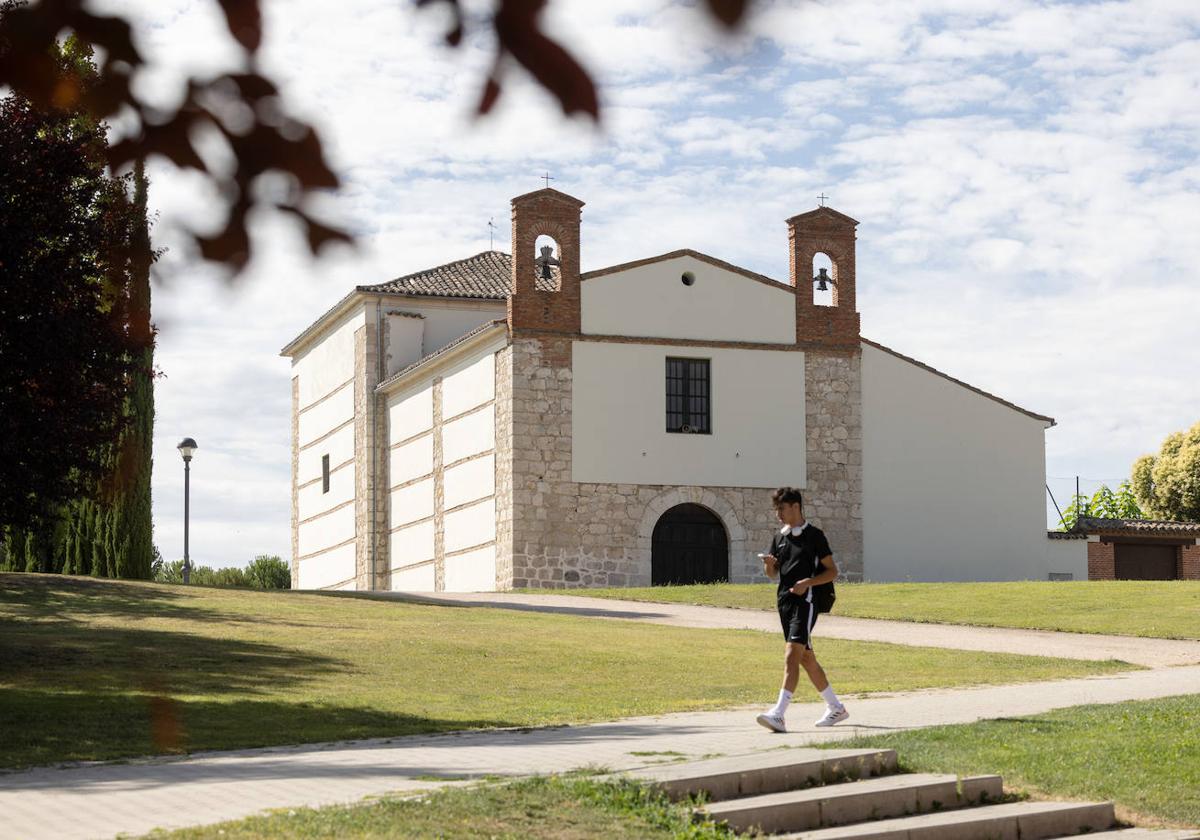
[508,188,584,335]
[787,206,861,348]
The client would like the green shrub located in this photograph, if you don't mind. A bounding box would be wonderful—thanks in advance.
[245,554,291,589]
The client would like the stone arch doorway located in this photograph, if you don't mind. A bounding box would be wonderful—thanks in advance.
[651,504,729,585]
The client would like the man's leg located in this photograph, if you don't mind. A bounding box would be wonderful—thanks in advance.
[801,647,849,726]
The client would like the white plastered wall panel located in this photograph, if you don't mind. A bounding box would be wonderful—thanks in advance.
[385,313,425,376]
[444,497,496,554]
[390,520,435,570]
[572,341,806,487]
[442,352,495,419]
[299,424,354,484]
[298,542,356,589]
[299,503,355,554]
[582,255,795,343]
[298,458,354,523]
[391,478,435,528]
[390,436,434,487]
[292,306,366,407]
[297,386,354,449]
[861,342,1050,581]
[391,562,436,591]
[444,454,495,511]
[444,545,497,592]
[443,408,494,465]
[389,384,433,443]
[412,300,505,358]
[1045,538,1088,581]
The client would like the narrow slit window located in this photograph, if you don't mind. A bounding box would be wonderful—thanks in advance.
[321,454,331,494]
[665,357,711,434]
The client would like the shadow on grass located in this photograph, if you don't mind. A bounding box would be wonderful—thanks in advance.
[319,590,678,623]
[0,572,235,624]
[0,616,342,696]
[0,690,522,779]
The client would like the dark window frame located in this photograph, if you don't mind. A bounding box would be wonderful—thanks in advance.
[321,454,331,494]
[665,357,712,434]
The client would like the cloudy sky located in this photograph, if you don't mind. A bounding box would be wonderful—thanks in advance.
[95,0,1200,569]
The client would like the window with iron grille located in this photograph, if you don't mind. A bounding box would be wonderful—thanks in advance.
[665,357,711,434]
[321,454,331,494]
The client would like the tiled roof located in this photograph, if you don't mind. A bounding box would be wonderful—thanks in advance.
[1074,517,1200,537]
[359,251,557,299]
[1047,530,1088,540]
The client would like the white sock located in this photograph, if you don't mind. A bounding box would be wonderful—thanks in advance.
[770,689,793,717]
[820,686,841,708]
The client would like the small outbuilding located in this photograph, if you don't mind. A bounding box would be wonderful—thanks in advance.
[1048,518,1200,581]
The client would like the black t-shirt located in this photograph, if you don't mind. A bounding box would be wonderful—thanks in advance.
[771,525,833,605]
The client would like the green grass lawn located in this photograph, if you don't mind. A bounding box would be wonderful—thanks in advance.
[825,694,1200,827]
[0,573,1134,769]
[145,775,737,839]
[533,580,1200,639]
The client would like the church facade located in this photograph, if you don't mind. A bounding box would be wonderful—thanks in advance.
[281,188,1059,592]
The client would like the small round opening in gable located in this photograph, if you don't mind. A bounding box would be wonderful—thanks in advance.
[681,271,696,286]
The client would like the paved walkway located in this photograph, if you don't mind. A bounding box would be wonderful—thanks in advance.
[382,592,1200,668]
[6,664,1200,839]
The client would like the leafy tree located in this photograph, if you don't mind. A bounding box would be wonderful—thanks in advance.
[1131,421,1200,522]
[245,555,291,590]
[0,0,753,274]
[0,39,146,534]
[1058,481,1143,530]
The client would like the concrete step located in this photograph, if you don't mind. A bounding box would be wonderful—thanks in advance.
[777,799,1116,839]
[629,747,897,801]
[1076,831,1200,839]
[700,772,1002,834]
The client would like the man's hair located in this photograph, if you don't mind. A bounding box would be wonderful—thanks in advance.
[772,487,803,508]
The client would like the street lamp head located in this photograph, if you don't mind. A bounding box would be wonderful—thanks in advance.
[177,437,198,462]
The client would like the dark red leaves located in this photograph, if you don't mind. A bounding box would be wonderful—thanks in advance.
[705,0,753,28]
[215,0,263,54]
[493,0,598,119]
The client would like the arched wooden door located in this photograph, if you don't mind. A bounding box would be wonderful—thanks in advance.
[651,504,729,586]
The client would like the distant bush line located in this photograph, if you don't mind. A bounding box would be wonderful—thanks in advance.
[152,554,291,590]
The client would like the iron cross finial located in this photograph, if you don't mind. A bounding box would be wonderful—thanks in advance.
[818,192,830,207]
[541,172,555,189]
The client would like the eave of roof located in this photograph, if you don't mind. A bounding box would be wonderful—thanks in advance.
[860,337,1056,426]
[375,319,508,394]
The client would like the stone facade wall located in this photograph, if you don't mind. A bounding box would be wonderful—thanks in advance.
[353,317,391,591]
[803,349,864,581]
[502,336,860,589]
[1182,544,1200,580]
[1087,540,1115,580]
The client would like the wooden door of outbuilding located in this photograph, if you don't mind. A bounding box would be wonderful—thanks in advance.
[1114,543,1178,580]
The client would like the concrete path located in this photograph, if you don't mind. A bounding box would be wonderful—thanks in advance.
[381,591,1200,668]
[5,664,1200,840]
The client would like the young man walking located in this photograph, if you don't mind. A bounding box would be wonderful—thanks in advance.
[756,486,848,732]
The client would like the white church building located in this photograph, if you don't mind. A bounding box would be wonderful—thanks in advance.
[281,188,1065,592]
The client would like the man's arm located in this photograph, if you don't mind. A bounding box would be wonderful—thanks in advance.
[789,554,837,595]
[762,554,780,579]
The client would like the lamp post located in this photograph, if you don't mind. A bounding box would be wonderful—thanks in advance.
[177,438,198,584]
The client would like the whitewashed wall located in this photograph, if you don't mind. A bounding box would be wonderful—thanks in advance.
[572,341,806,487]
[581,255,795,343]
[1045,537,1088,581]
[386,381,435,588]
[385,313,425,376]
[861,342,1052,581]
[292,304,367,589]
[440,352,498,592]
[385,343,501,592]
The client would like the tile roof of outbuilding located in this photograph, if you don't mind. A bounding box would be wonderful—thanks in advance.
[1074,517,1200,537]
[358,251,557,299]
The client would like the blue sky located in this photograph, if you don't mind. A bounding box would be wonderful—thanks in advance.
[93,0,1200,568]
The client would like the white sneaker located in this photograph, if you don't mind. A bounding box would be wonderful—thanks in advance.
[755,712,787,733]
[814,705,849,727]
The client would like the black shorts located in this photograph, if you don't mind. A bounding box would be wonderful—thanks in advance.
[778,597,818,648]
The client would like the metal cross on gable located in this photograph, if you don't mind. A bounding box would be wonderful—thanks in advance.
[487,217,496,250]
[817,192,830,207]
[541,172,555,188]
